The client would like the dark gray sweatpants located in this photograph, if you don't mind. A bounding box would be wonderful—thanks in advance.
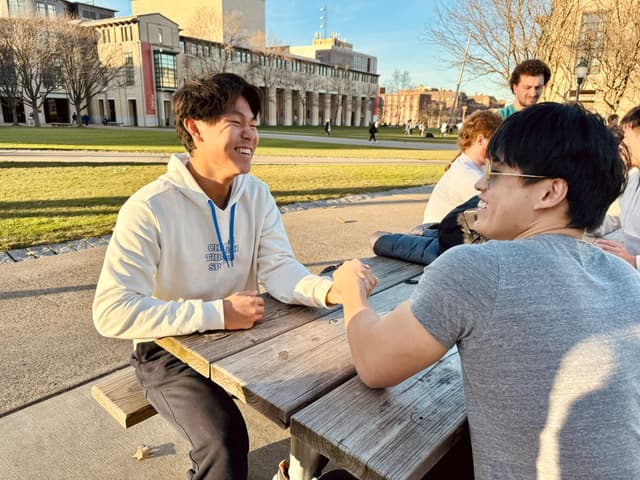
[131,342,249,479]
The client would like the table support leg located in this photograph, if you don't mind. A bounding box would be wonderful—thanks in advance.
[288,436,327,480]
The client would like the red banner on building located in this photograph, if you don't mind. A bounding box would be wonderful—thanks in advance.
[141,42,156,115]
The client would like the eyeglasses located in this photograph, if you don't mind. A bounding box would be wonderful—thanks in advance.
[483,161,549,184]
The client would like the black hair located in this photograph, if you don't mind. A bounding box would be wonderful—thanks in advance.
[620,105,640,130]
[173,73,262,153]
[487,102,626,230]
[509,59,552,93]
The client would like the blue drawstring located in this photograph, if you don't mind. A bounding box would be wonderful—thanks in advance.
[208,199,236,268]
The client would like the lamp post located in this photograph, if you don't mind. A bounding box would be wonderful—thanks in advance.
[575,59,589,104]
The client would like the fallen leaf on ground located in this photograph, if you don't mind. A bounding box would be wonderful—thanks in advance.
[132,445,153,461]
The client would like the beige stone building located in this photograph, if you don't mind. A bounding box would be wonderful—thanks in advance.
[0,0,379,127]
[541,0,640,116]
[131,0,264,48]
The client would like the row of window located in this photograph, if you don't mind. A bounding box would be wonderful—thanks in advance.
[100,25,134,44]
[180,40,377,84]
[8,0,56,17]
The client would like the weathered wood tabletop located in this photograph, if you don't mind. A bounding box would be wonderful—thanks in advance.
[155,256,466,479]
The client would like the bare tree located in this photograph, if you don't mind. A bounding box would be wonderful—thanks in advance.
[3,17,60,127]
[54,19,121,126]
[246,33,289,124]
[0,21,21,125]
[426,0,640,111]
[181,8,250,78]
[425,0,549,90]
[386,69,413,93]
[331,65,355,126]
[578,0,640,113]
[289,68,318,126]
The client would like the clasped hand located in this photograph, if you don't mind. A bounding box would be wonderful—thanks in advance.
[329,259,379,305]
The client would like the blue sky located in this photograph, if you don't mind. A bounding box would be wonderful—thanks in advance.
[101,0,510,100]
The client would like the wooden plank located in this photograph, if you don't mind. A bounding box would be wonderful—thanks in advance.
[290,350,466,480]
[211,276,419,427]
[157,256,423,378]
[90,368,157,429]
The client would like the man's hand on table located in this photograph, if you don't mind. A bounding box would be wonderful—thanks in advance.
[223,290,265,329]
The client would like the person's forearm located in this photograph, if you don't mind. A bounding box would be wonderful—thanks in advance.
[341,280,369,329]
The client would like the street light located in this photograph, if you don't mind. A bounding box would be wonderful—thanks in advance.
[575,59,589,104]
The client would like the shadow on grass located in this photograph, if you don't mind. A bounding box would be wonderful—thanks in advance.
[0,197,129,218]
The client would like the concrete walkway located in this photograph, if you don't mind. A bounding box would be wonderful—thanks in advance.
[0,182,433,479]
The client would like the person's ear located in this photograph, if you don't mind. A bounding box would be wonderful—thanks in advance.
[476,134,485,146]
[535,178,568,210]
[183,118,203,143]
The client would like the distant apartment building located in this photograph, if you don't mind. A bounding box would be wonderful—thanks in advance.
[0,1,379,127]
[378,86,503,128]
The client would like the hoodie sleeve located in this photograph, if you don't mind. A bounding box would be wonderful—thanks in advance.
[92,198,225,340]
[256,193,333,308]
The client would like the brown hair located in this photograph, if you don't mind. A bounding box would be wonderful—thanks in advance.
[173,73,262,153]
[509,59,551,93]
[457,110,502,152]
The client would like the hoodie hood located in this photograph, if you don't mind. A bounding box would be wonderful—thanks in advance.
[160,153,248,211]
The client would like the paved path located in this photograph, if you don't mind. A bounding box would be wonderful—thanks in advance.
[0,148,450,165]
[259,131,458,150]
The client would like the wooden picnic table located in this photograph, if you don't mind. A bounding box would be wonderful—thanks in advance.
[155,256,467,479]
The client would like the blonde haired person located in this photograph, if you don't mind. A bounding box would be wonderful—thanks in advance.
[423,110,502,224]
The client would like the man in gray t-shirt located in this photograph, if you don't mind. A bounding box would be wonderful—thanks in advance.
[332,103,639,479]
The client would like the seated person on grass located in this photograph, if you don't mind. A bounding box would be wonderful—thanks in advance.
[333,103,640,479]
[594,104,640,271]
[93,73,373,480]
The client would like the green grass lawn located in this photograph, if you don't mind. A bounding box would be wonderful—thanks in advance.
[0,126,456,160]
[260,125,458,144]
[0,162,443,251]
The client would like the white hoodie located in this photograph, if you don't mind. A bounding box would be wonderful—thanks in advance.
[93,153,333,344]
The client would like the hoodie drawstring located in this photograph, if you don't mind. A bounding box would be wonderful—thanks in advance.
[208,199,236,268]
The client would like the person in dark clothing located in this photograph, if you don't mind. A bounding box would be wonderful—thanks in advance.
[324,120,331,135]
[368,121,378,143]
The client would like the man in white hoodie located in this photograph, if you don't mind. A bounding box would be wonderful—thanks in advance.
[93,73,365,480]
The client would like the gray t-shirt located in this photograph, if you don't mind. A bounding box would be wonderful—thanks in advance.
[410,234,640,479]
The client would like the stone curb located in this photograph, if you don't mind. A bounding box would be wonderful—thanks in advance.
[1,185,429,264]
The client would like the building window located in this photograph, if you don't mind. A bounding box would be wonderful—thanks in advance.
[8,0,26,16]
[35,1,56,17]
[577,11,607,74]
[203,45,209,57]
[153,52,177,90]
[43,59,62,88]
[191,43,197,56]
[179,40,185,53]
[124,53,135,86]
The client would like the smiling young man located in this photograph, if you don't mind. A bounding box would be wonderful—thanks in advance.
[93,73,346,479]
[332,103,640,478]
[498,59,551,119]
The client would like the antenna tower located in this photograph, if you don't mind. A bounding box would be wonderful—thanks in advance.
[320,5,328,38]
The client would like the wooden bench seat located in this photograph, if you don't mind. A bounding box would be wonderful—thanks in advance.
[91,368,157,429]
